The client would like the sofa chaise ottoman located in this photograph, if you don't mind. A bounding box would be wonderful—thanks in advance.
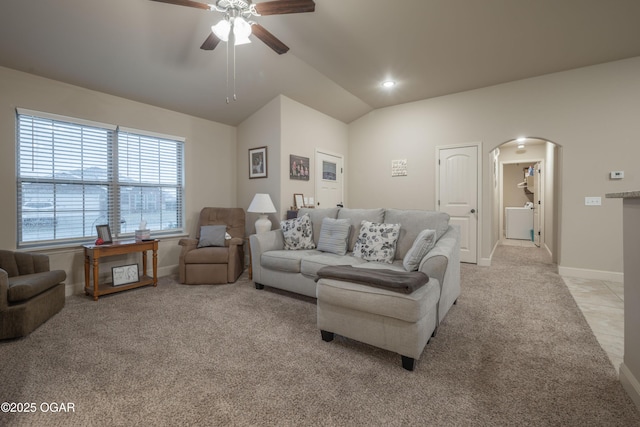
[316,265,440,371]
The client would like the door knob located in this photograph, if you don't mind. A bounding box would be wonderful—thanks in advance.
[470,209,476,214]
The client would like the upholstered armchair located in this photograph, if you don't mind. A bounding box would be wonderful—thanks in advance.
[178,207,245,284]
[0,250,66,340]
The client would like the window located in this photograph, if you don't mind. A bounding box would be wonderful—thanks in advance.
[17,109,184,247]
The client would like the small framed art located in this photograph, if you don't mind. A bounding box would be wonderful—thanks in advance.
[112,264,139,287]
[289,155,310,181]
[294,193,305,209]
[249,146,268,179]
[96,224,112,244]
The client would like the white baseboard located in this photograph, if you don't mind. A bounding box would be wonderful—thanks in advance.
[557,266,623,283]
[620,362,640,413]
[478,240,500,267]
[65,264,178,296]
[477,257,491,267]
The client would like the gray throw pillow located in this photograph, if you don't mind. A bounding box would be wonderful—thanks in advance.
[317,217,351,255]
[403,229,437,271]
[198,225,227,248]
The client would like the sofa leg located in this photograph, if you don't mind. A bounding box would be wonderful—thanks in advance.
[453,298,458,305]
[431,326,438,338]
[401,356,416,371]
[255,283,264,290]
[320,330,334,342]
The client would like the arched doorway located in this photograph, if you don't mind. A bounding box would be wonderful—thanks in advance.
[491,137,561,263]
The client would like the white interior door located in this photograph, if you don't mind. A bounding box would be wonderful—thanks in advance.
[438,145,479,263]
[315,151,344,208]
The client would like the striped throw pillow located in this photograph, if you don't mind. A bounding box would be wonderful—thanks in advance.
[317,217,351,255]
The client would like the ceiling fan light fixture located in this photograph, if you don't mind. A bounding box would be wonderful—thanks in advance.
[233,17,252,44]
[212,17,252,45]
[212,19,231,41]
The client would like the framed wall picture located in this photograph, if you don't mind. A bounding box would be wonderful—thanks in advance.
[112,264,139,286]
[289,155,310,181]
[96,224,112,244]
[294,193,305,209]
[249,146,268,179]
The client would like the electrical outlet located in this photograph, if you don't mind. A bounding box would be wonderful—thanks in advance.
[585,197,602,206]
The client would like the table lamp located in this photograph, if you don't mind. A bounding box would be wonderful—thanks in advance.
[247,193,277,233]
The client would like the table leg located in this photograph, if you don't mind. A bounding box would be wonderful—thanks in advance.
[84,254,90,295]
[142,250,148,277]
[152,248,158,286]
[92,257,99,301]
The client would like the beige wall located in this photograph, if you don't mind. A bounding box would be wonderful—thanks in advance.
[280,96,349,214]
[4,55,640,285]
[237,96,282,234]
[0,66,237,292]
[348,57,640,275]
[237,95,348,233]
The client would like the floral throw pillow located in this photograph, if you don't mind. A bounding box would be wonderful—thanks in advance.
[353,220,401,263]
[280,213,316,250]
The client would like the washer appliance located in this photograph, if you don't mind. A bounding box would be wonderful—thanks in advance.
[506,207,533,240]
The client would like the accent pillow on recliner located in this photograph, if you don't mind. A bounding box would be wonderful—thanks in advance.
[280,213,316,250]
[403,229,437,271]
[198,225,228,248]
[317,217,351,255]
[353,220,401,263]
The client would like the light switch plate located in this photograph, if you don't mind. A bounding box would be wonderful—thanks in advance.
[585,197,602,206]
[610,171,624,179]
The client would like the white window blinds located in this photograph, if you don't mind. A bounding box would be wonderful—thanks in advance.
[16,109,184,247]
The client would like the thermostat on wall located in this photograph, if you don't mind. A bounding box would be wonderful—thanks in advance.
[610,171,624,179]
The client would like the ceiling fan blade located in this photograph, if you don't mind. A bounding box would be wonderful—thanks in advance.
[149,0,211,11]
[200,32,221,50]
[251,24,289,55]
[254,0,315,16]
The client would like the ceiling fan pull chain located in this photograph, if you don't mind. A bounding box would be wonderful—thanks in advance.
[225,33,230,104]
[231,20,237,102]
[233,39,237,101]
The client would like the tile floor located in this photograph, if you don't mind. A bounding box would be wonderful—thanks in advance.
[501,238,624,372]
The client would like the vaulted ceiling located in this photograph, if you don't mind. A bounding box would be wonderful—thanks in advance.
[2,0,640,126]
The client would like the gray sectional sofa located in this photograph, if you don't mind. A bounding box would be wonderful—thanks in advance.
[250,206,461,370]
[249,207,460,330]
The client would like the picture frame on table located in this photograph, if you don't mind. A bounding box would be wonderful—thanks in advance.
[112,264,139,287]
[294,193,305,209]
[249,146,268,179]
[96,224,112,244]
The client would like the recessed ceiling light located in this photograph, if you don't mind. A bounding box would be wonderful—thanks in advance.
[381,80,396,88]
[517,137,526,142]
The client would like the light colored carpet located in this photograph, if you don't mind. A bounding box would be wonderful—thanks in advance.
[1,245,639,426]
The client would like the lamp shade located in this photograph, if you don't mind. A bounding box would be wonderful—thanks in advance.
[247,193,276,214]
[248,193,276,234]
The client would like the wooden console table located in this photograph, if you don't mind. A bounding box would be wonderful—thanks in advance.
[84,239,158,301]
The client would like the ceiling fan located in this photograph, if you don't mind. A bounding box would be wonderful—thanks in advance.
[150,0,316,55]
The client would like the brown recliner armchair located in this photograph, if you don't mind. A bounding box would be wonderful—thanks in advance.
[178,207,245,284]
[0,250,66,339]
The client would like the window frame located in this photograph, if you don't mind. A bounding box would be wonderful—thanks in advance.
[16,108,185,249]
